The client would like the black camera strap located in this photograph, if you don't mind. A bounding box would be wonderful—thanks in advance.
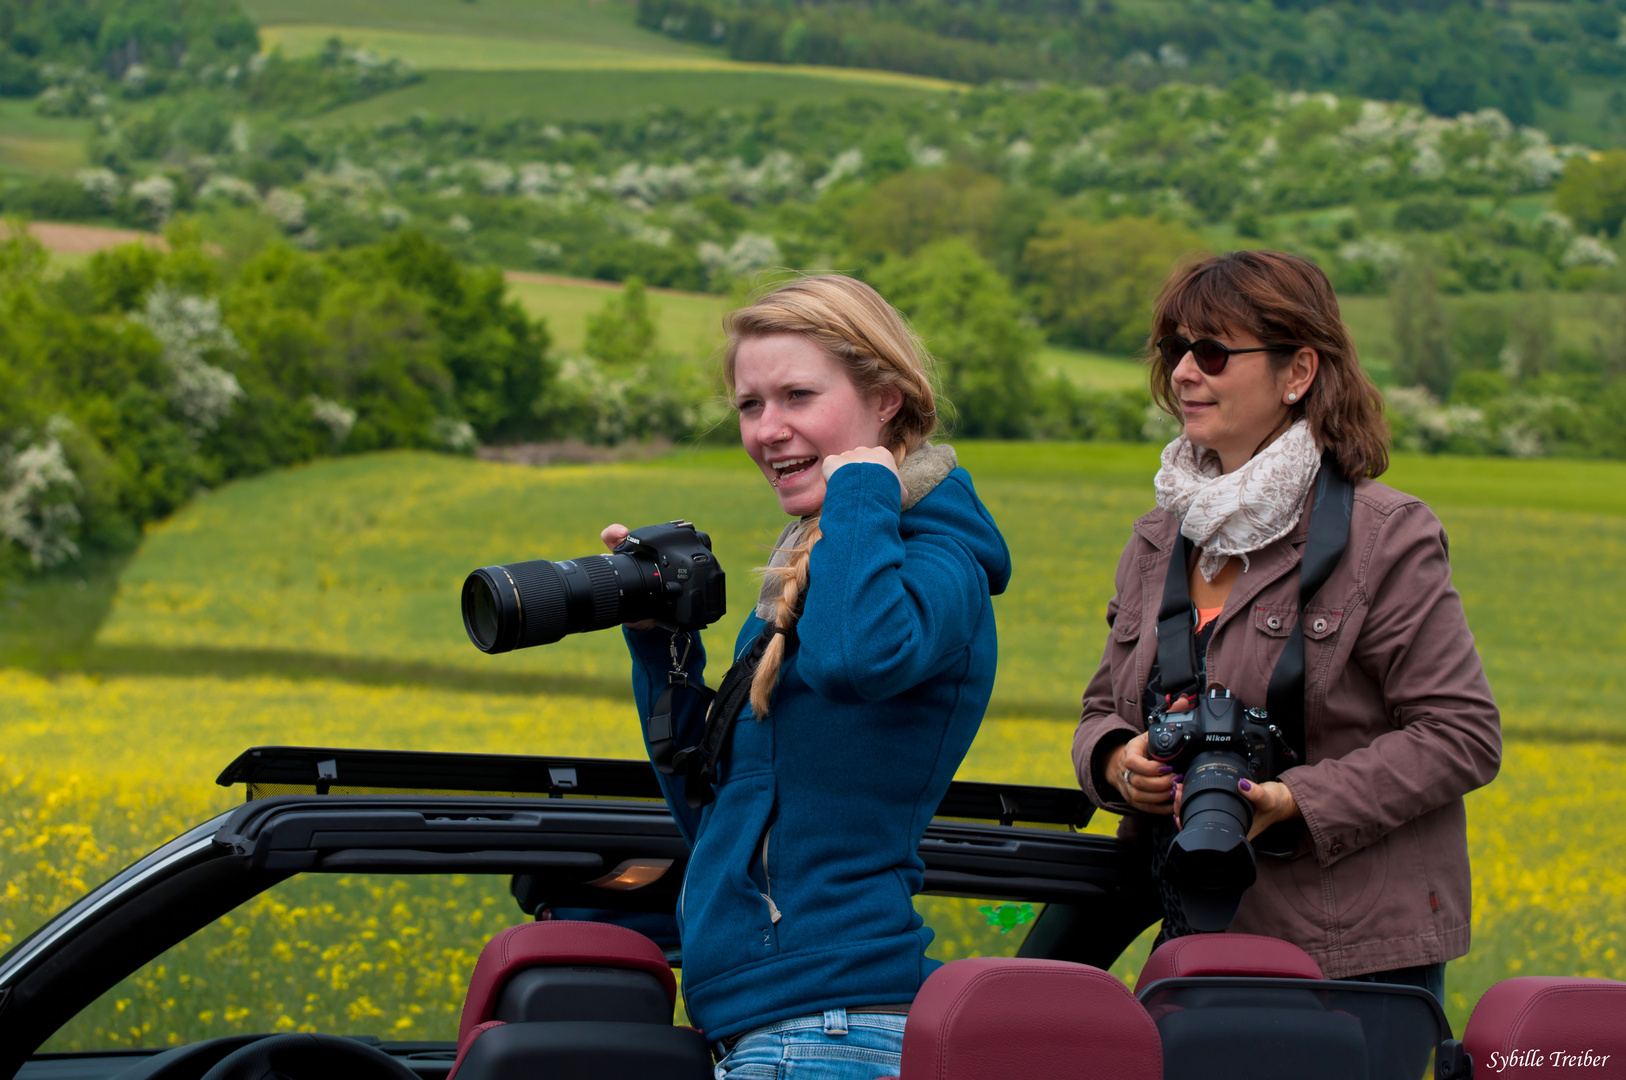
[1155,449,1354,765]
[647,621,788,809]
[647,633,713,777]
[1265,452,1354,763]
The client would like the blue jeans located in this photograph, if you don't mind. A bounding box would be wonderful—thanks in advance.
[712,1008,907,1080]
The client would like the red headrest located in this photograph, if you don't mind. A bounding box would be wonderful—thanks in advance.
[899,958,1161,1080]
[1464,977,1626,1077]
[1135,934,1324,993]
[457,921,677,1048]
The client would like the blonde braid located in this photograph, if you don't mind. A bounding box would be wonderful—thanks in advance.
[749,518,821,718]
[748,444,905,717]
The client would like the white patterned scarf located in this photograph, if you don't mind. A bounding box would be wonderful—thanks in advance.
[1153,421,1322,583]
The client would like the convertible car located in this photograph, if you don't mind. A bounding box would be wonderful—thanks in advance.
[2,745,1621,1080]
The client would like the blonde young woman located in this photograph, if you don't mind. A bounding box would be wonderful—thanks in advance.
[601,275,1011,1079]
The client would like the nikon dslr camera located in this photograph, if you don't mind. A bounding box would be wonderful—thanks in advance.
[1145,687,1298,931]
[461,521,726,654]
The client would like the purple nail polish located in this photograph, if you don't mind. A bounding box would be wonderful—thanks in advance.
[1158,766,1174,775]
[1172,775,1184,783]
[1239,779,1253,791]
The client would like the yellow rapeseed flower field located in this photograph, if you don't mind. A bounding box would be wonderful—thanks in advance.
[6,447,1626,1046]
[7,665,1623,1043]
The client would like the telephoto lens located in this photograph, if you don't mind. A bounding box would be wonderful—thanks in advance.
[461,521,725,654]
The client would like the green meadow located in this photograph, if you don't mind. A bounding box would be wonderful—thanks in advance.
[243,0,951,125]
[503,275,1151,391]
[4,446,1626,1041]
[80,446,1626,739]
[0,99,92,181]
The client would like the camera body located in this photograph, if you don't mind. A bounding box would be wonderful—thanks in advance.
[612,521,727,633]
[1145,687,1284,781]
[1145,687,1294,932]
[462,521,726,654]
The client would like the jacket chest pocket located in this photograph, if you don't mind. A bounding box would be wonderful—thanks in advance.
[1109,606,1146,721]
[1251,605,1345,684]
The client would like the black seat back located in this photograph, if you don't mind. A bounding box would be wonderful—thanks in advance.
[456,1021,712,1080]
[493,965,672,1025]
[1139,977,1449,1080]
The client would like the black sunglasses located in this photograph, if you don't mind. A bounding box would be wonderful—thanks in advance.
[1156,335,1296,376]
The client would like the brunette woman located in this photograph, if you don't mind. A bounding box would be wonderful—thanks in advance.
[604,275,1010,1078]
[1074,250,1500,1003]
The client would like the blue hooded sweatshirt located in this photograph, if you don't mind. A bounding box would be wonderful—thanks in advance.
[624,460,1011,1041]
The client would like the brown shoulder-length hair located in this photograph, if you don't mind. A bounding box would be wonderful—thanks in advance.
[1148,250,1389,482]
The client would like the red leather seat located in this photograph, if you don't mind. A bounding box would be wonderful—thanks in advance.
[1135,933,1324,991]
[896,957,1162,1080]
[1464,977,1626,1078]
[1135,936,1379,1080]
[457,920,676,1045]
[448,920,708,1080]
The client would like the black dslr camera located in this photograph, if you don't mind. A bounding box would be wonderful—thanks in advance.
[1145,688,1297,931]
[461,521,726,654]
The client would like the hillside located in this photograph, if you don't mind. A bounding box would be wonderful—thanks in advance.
[247,0,954,122]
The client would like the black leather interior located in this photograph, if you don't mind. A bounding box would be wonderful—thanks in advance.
[493,966,672,1025]
[455,1022,712,1080]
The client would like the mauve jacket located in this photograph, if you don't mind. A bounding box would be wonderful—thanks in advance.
[1072,477,1502,978]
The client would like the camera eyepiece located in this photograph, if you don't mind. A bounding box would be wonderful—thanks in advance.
[461,522,726,654]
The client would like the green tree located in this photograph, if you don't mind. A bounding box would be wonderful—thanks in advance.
[1390,255,1457,399]
[846,166,1008,263]
[1022,216,1205,354]
[584,278,658,367]
[1555,150,1626,238]
[869,239,1039,438]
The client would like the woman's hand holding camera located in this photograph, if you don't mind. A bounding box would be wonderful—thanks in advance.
[822,446,908,504]
[600,524,657,631]
[1106,732,1178,814]
[1237,779,1300,840]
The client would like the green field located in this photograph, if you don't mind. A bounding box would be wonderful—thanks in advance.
[244,0,950,124]
[4,445,1624,1042]
[504,275,730,360]
[1337,291,1617,384]
[1038,345,1149,391]
[0,99,92,180]
[73,445,1626,736]
[504,275,1152,391]
[243,0,732,54]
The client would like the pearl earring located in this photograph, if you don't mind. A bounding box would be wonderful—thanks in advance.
[1287,393,1297,402]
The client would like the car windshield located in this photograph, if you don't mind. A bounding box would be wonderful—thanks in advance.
[40,873,1038,1050]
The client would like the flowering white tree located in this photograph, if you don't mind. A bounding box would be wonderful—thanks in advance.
[133,287,247,435]
[307,396,357,445]
[699,233,781,287]
[0,425,83,569]
[264,188,307,231]
[76,168,121,209]
[129,175,176,226]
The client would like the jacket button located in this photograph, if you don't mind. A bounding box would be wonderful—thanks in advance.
[1313,618,1328,634]
[1331,842,1344,856]
[1266,616,1282,630]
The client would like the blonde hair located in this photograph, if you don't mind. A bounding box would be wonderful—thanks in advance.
[723,274,939,718]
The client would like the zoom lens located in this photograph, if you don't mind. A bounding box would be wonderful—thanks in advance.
[1164,753,1258,932]
[461,553,662,654]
